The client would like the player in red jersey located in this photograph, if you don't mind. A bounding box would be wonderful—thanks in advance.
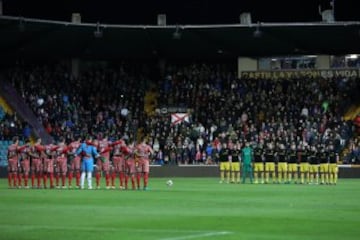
[42,142,58,188]
[7,136,20,188]
[29,138,44,188]
[135,138,154,190]
[111,138,127,189]
[124,141,137,190]
[18,140,31,188]
[68,136,82,188]
[93,133,112,189]
[54,137,68,188]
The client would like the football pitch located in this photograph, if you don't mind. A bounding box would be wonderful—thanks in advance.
[0,178,360,240]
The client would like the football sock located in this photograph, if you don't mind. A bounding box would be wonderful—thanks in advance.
[13,172,18,187]
[136,173,141,189]
[254,172,258,183]
[236,171,240,183]
[220,171,224,182]
[61,174,66,186]
[143,172,149,187]
[325,173,329,184]
[119,172,125,187]
[329,173,333,184]
[231,171,235,182]
[105,173,110,187]
[111,172,116,186]
[76,172,80,186]
[87,172,92,188]
[37,173,42,187]
[95,172,101,187]
[68,172,73,186]
[278,172,282,183]
[24,174,29,187]
[131,175,135,190]
[18,173,22,187]
[125,175,129,189]
[80,172,86,188]
[43,174,48,188]
[8,172,12,187]
[31,173,35,187]
[55,174,59,186]
[50,173,54,187]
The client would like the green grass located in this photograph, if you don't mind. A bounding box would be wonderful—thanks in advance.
[1,178,360,240]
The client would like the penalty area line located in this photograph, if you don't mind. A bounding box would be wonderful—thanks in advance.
[158,231,233,240]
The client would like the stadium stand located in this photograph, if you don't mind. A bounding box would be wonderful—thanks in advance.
[0,62,358,167]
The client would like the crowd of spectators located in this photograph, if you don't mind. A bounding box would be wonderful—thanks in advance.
[146,63,359,164]
[1,62,359,165]
[6,63,149,143]
[0,109,25,141]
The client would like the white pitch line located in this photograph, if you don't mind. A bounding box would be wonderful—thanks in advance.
[0,224,226,235]
[159,231,232,240]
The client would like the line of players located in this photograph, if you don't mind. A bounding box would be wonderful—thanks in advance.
[219,141,339,185]
[6,134,154,190]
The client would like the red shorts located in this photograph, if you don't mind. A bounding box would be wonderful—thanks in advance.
[21,159,30,174]
[8,158,18,172]
[113,156,125,172]
[31,158,42,172]
[126,159,136,174]
[70,156,81,171]
[137,159,150,173]
[44,159,54,173]
[56,157,67,173]
[96,159,110,172]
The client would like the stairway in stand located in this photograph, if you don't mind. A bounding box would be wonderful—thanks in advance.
[343,104,360,121]
[0,96,13,115]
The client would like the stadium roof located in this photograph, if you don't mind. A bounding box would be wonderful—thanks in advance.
[1,15,360,60]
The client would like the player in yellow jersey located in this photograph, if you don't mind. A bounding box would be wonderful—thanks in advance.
[298,143,310,184]
[276,144,288,184]
[253,143,264,184]
[230,142,241,183]
[287,143,298,184]
[328,144,339,185]
[309,145,319,184]
[318,145,329,185]
[219,143,231,183]
[264,142,276,184]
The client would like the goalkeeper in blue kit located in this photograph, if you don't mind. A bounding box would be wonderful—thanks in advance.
[241,142,253,184]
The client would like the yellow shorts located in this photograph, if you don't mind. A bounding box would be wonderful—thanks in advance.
[231,162,240,172]
[278,162,287,172]
[300,163,309,172]
[254,162,264,172]
[309,165,319,173]
[288,163,298,172]
[329,164,338,174]
[265,162,275,172]
[319,163,329,173]
[220,162,230,171]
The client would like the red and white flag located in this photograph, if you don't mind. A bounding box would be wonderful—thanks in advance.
[171,113,190,126]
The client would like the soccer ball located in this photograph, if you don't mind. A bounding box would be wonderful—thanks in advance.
[166,179,173,187]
